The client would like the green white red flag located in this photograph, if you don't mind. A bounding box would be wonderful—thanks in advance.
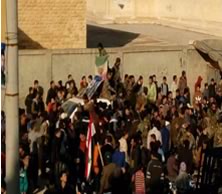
[85,117,96,180]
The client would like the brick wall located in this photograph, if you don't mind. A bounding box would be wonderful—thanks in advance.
[18,0,86,49]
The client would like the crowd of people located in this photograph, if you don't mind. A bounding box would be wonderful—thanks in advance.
[1,55,222,194]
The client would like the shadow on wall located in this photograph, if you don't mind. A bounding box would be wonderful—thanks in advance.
[87,24,139,48]
[18,28,44,49]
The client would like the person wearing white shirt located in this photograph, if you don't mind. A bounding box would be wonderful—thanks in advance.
[171,75,178,99]
[147,125,162,150]
[119,130,129,163]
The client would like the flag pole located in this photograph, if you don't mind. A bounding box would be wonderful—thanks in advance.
[5,0,19,193]
[97,142,104,167]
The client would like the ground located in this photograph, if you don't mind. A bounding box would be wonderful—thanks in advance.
[87,22,222,48]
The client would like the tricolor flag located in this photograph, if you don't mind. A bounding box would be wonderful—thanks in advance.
[85,118,96,180]
[95,55,109,80]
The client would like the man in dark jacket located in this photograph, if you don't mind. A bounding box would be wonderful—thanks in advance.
[208,78,216,98]
[65,74,74,90]
[112,57,121,91]
[146,142,164,194]
[25,87,34,115]
[50,128,62,185]
[215,88,222,109]
[46,81,57,105]
[101,135,114,165]
[161,76,169,97]
[33,80,44,97]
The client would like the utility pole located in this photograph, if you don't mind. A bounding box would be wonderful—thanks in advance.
[5,0,19,193]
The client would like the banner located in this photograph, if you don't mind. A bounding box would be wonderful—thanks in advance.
[1,0,6,86]
[1,43,6,86]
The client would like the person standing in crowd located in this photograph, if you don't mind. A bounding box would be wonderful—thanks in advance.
[67,80,78,98]
[28,122,40,192]
[101,135,114,161]
[215,88,222,109]
[167,149,178,181]
[131,165,145,194]
[146,142,164,194]
[161,76,169,97]
[124,74,129,90]
[194,76,203,92]
[33,80,44,98]
[50,128,63,185]
[203,83,209,99]
[147,121,162,150]
[99,152,118,194]
[46,81,57,105]
[152,74,158,95]
[112,57,121,90]
[78,76,88,96]
[171,107,185,148]
[54,171,74,194]
[112,141,125,168]
[129,135,142,171]
[31,93,41,116]
[178,71,187,95]
[57,80,64,91]
[171,75,178,99]
[209,78,216,98]
[126,75,135,98]
[65,74,74,90]
[161,120,170,156]
[80,75,88,89]
[56,90,65,105]
[25,87,34,116]
[179,88,190,106]
[119,130,129,164]
[20,160,28,194]
[175,162,192,194]
[193,84,203,107]
[147,76,157,104]
[100,71,116,101]
[177,140,193,174]
[88,75,93,85]
[130,75,143,110]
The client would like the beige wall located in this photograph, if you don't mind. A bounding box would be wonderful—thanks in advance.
[1,46,218,109]
[152,0,222,22]
[18,0,86,49]
[87,0,222,36]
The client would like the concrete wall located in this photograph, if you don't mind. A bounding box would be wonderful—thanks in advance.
[149,0,222,36]
[1,46,219,109]
[87,0,222,36]
[87,0,150,21]
[152,0,222,22]
[18,0,86,49]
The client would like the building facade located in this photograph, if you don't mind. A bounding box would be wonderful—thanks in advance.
[87,0,222,37]
[18,0,86,49]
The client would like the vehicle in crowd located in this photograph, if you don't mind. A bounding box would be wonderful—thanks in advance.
[61,96,111,122]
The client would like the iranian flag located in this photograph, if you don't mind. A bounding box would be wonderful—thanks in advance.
[85,118,96,180]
